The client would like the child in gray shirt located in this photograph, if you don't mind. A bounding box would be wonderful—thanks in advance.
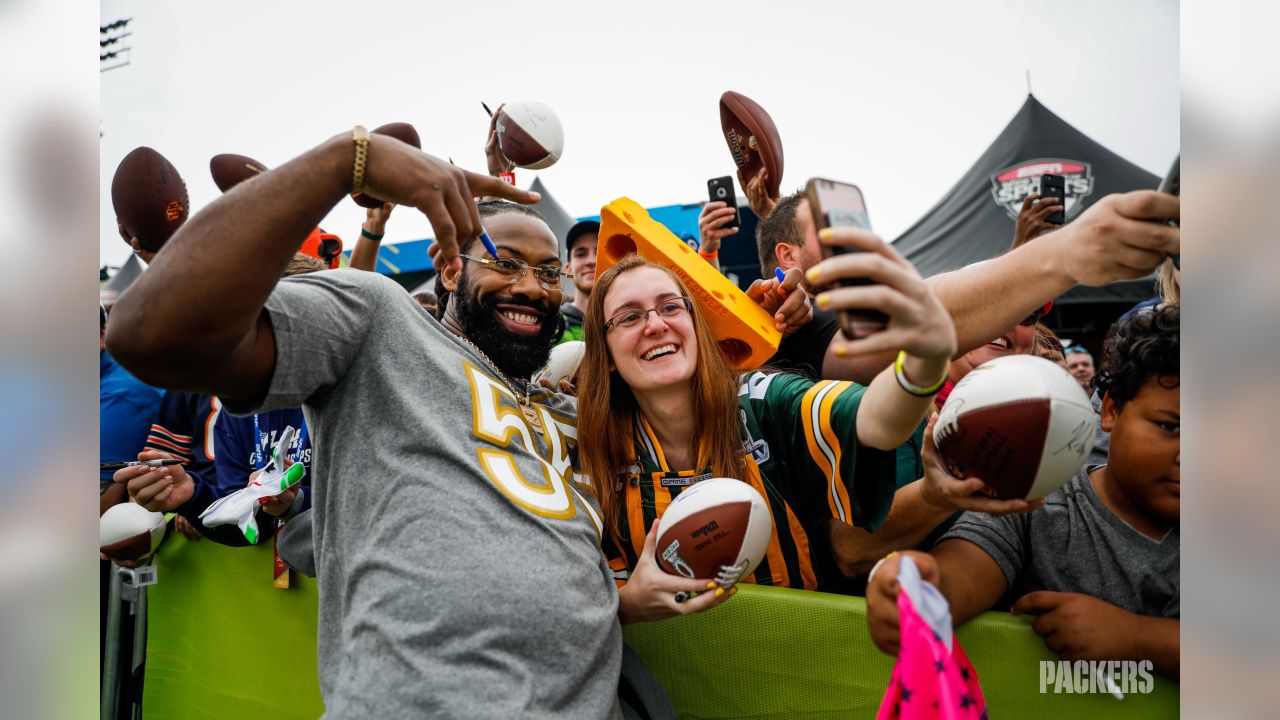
[867,305,1180,679]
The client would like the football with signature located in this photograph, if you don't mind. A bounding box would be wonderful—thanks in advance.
[100,503,167,562]
[655,478,771,586]
[934,355,1096,500]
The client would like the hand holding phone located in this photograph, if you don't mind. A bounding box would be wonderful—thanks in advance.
[707,176,740,231]
[804,178,888,339]
[1038,174,1066,225]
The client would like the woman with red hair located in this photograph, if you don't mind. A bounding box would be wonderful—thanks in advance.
[578,228,957,623]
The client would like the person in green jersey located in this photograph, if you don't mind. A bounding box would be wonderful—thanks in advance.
[577,231,958,613]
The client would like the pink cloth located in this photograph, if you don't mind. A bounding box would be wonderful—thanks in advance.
[876,577,988,719]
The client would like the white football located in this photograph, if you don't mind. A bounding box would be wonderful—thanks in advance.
[100,503,167,561]
[537,341,585,388]
[655,477,771,586]
[495,100,565,170]
[934,354,1097,500]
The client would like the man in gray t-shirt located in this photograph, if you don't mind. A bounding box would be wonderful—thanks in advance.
[105,134,627,718]
[240,266,622,718]
[941,467,1179,618]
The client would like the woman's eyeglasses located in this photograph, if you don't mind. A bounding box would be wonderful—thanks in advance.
[603,297,692,332]
[459,254,570,288]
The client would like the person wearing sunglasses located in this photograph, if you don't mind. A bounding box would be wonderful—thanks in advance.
[576,245,959,610]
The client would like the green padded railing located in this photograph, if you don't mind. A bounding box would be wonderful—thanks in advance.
[143,537,324,719]
[142,536,1177,718]
[623,583,1179,719]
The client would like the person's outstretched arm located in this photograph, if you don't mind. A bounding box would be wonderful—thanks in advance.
[106,131,538,403]
[803,226,956,451]
[818,190,1180,384]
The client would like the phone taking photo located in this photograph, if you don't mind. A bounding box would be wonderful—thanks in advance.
[707,176,740,232]
[804,177,888,339]
[1038,173,1067,225]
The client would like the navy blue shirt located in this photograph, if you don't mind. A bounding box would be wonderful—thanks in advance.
[214,408,313,498]
[100,350,162,483]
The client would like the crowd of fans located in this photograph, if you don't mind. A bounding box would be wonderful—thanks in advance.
[100,113,1179,717]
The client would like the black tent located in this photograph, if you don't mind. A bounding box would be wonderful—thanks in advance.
[894,95,1164,338]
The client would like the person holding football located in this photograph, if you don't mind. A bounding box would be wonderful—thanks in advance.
[576,226,959,609]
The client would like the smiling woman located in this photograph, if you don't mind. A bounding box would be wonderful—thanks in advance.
[576,256,956,614]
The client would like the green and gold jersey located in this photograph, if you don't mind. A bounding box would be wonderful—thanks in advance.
[607,371,901,591]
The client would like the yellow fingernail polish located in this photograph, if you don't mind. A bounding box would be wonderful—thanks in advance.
[805,268,820,283]
[819,228,834,239]
[835,344,848,357]
[815,294,829,308]
[714,588,725,598]
[729,587,739,597]
[706,582,718,590]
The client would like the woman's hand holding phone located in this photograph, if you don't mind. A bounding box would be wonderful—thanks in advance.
[805,226,957,367]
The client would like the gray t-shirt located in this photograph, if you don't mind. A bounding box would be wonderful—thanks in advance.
[229,269,621,719]
[941,467,1179,618]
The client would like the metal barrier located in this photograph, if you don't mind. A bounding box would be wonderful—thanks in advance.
[101,562,154,719]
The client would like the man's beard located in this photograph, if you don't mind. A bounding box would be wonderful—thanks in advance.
[453,273,559,380]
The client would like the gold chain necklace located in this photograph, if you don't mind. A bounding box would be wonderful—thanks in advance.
[454,333,545,434]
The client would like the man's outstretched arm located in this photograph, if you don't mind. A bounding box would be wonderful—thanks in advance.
[106,131,537,403]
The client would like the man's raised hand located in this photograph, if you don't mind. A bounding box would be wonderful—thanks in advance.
[357,134,539,274]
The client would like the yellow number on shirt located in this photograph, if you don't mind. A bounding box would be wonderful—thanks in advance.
[465,362,598,528]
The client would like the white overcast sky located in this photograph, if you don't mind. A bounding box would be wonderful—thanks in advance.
[98,0,1178,267]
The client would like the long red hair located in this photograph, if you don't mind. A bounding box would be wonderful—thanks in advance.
[577,256,747,549]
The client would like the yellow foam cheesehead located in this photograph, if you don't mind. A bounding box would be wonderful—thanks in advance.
[596,197,781,370]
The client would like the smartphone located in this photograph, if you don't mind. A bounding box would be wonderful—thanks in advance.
[1157,156,1179,270]
[804,177,888,339]
[1038,174,1066,225]
[707,176,739,231]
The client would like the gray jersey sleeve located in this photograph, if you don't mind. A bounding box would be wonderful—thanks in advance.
[225,269,396,414]
[940,509,1031,591]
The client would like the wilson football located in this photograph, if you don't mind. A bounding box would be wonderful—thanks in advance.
[719,91,784,197]
[495,101,564,170]
[210,153,268,193]
[99,503,167,562]
[655,478,771,586]
[934,355,1097,500]
[111,146,189,252]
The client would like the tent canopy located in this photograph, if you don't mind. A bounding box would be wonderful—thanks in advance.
[893,95,1163,305]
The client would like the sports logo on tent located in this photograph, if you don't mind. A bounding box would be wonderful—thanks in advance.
[990,159,1094,221]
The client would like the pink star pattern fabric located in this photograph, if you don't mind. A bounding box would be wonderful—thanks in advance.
[877,557,988,720]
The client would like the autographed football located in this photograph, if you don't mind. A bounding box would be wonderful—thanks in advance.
[111,146,189,252]
[353,121,423,208]
[655,478,771,585]
[495,100,564,170]
[99,503,167,562]
[719,91,784,197]
[537,341,585,388]
[933,355,1097,500]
